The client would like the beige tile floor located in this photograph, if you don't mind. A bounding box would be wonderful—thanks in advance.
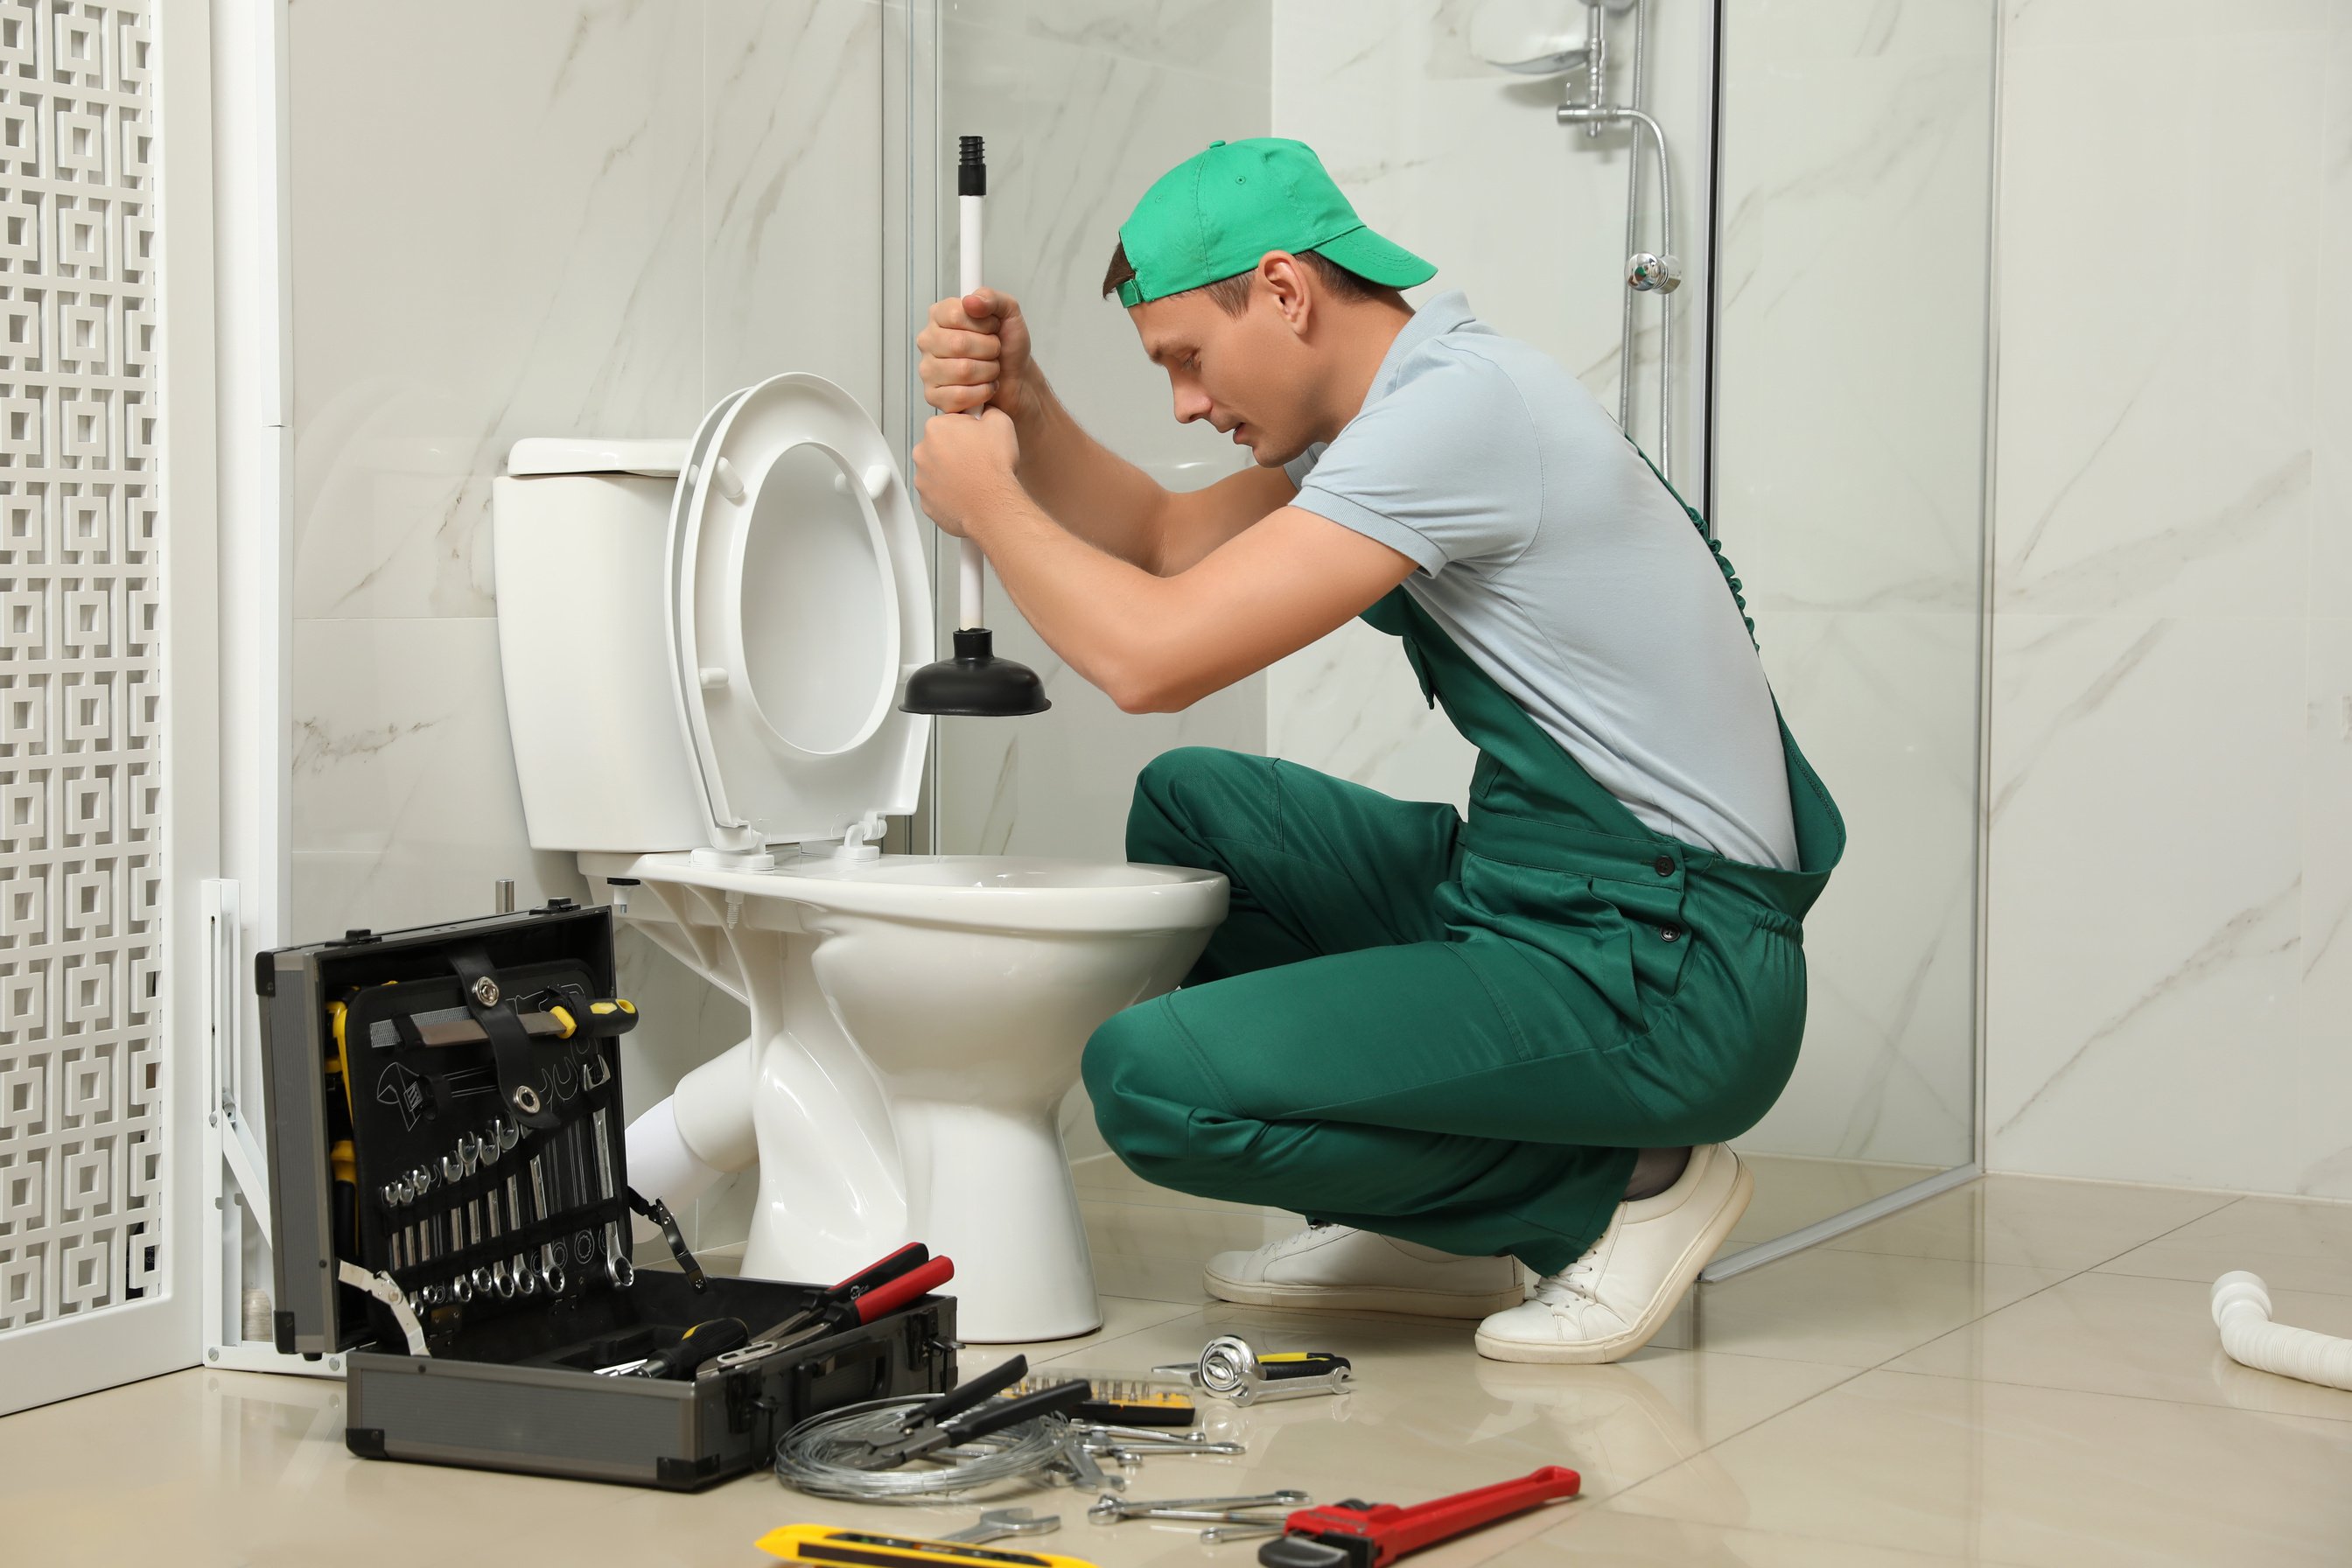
[7,1168,2352,1566]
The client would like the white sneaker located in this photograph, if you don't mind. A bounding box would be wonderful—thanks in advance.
[1205,1224,1529,1318]
[1474,1144,1751,1364]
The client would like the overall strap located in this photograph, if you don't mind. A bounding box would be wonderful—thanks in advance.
[1626,438,1756,651]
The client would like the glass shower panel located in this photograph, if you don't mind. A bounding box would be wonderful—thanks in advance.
[1705,0,1999,1256]
[1268,0,1716,807]
[911,0,1998,1276]
[919,2,1275,864]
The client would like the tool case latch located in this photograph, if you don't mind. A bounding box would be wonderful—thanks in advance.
[628,1186,707,1292]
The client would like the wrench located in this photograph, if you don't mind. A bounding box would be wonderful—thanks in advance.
[531,1152,559,1283]
[1082,1426,1244,1454]
[460,1135,486,1250]
[938,1509,1060,1545]
[591,1106,632,1287]
[506,1172,530,1294]
[591,1107,616,1200]
[1055,1431,1123,1494]
[1088,1490,1308,1524]
[603,1228,634,1289]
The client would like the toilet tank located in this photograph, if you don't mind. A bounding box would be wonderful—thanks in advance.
[492,450,709,853]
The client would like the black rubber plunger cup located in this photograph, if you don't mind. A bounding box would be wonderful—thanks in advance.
[901,134,1050,718]
[904,626,1049,717]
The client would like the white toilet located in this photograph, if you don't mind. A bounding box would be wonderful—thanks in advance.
[489,373,1227,1341]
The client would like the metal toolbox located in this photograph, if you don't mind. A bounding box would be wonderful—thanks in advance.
[257,900,957,1489]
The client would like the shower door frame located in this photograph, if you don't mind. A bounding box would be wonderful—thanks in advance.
[1695,0,2004,1281]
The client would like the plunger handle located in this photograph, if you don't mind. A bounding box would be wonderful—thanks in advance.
[956,135,988,634]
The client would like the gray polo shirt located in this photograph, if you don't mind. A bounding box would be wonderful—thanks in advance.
[1284,290,1798,870]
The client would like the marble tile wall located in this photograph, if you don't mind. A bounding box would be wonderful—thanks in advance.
[1984,0,2352,1197]
[284,0,892,1242]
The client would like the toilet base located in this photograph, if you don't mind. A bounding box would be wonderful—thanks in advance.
[738,1095,1103,1344]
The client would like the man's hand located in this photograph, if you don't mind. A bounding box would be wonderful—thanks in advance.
[917,288,1036,420]
[913,408,1022,539]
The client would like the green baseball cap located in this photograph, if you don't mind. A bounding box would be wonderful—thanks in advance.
[1114,137,1436,307]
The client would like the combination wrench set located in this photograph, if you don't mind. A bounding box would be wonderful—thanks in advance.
[372,1084,633,1319]
[326,956,651,1340]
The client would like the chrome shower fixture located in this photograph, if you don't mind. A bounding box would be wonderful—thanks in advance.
[1628,252,1680,294]
[1472,0,1679,481]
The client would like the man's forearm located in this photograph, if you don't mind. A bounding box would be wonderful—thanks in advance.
[1011,372,1173,570]
[964,480,1170,707]
[957,483,1418,719]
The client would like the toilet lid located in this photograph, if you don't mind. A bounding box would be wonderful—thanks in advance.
[666,374,930,852]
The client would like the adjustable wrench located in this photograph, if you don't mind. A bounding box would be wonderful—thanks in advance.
[1242,1466,1581,1564]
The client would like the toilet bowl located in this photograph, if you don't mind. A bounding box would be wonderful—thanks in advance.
[490,374,1227,1340]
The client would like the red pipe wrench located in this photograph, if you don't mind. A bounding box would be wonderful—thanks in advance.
[1256,1466,1583,1568]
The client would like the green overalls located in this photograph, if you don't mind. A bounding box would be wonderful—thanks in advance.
[1082,480,1847,1274]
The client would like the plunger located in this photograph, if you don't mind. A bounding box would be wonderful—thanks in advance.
[900,135,1051,718]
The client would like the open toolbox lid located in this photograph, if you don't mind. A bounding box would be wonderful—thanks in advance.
[256,900,641,1357]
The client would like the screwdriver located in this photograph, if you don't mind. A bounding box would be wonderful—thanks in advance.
[631,1316,752,1380]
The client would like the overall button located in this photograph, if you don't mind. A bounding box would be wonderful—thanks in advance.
[1658,926,1682,943]
[1653,854,1675,877]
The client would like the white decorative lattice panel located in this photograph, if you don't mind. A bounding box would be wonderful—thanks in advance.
[0,1,159,1334]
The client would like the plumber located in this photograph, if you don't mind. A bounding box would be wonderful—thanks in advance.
[910,137,1844,1364]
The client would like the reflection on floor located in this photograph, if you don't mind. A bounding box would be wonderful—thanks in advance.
[1074,1148,1946,1300]
[9,1172,2352,1565]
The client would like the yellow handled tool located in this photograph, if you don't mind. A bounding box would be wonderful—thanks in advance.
[756,1523,1096,1568]
[362,995,636,1049]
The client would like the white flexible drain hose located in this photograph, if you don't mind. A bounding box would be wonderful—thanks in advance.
[2211,1271,2352,1391]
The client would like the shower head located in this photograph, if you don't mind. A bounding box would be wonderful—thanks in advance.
[1469,0,1637,75]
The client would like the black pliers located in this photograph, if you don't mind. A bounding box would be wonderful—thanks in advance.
[844,1354,1088,1469]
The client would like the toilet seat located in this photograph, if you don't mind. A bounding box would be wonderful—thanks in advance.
[663,375,931,863]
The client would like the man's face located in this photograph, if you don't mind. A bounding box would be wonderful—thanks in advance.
[1128,280,1319,468]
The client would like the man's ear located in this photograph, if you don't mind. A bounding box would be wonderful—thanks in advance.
[1259,252,1312,335]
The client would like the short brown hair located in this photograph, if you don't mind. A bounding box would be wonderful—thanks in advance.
[1101,241,1406,315]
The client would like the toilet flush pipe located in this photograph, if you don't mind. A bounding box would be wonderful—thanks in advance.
[956,160,987,631]
[2212,1271,2352,1391]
